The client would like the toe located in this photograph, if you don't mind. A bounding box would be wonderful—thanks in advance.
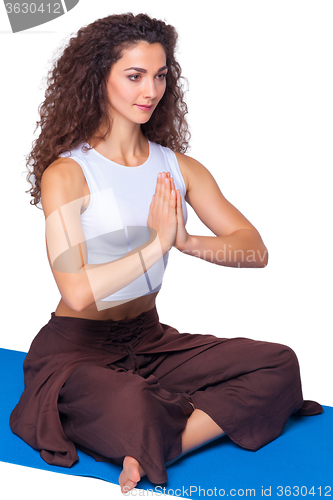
[128,462,141,483]
[122,479,137,494]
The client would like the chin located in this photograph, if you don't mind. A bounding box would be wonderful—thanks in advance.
[141,117,152,124]
[134,116,152,125]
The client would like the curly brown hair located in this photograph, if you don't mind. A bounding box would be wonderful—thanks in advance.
[26,12,191,207]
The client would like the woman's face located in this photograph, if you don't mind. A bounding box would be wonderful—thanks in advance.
[106,41,168,125]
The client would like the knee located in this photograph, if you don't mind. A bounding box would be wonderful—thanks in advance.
[61,364,115,401]
[266,342,301,380]
[115,373,160,416]
[64,364,156,414]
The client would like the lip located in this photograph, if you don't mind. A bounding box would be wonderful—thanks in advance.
[135,104,153,111]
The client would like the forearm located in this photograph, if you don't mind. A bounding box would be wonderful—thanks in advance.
[179,229,268,268]
[84,234,163,302]
[54,231,165,311]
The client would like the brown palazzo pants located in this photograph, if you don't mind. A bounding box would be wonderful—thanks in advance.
[10,306,323,484]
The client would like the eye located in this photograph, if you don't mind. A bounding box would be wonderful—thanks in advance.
[156,73,167,81]
[128,74,141,82]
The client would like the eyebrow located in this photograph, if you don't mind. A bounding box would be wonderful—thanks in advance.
[124,65,168,73]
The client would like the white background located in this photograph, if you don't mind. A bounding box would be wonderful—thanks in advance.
[1,1,332,499]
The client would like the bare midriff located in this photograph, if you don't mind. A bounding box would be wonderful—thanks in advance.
[54,291,159,321]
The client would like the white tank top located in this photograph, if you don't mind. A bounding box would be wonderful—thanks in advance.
[60,141,188,302]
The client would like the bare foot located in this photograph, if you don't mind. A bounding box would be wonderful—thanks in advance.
[119,456,145,494]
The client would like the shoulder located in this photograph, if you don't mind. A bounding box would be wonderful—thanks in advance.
[41,157,88,217]
[174,151,216,197]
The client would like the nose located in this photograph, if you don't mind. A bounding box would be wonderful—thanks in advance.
[143,77,157,100]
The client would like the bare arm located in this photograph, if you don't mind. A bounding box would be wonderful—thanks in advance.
[173,153,268,268]
[41,160,177,312]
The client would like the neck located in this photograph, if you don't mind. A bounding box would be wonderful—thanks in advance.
[89,117,149,167]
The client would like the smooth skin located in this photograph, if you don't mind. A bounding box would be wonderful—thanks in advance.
[41,41,268,494]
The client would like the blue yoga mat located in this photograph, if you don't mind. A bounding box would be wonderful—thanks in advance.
[1,347,332,498]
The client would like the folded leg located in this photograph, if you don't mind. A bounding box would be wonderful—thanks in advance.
[148,337,305,450]
[58,362,193,484]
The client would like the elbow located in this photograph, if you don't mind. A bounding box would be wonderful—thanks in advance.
[60,284,92,313]
[257,246,269,268]
[68,298,87,313]
[238,229,269,268]
[252,231,269,268]
[62,292,87,313]
[243,242,268,268]
[239,238,268,268]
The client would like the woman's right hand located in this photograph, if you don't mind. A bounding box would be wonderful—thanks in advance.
[147,172,177,255]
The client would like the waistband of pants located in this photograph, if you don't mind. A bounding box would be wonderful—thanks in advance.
[49,305,160,347]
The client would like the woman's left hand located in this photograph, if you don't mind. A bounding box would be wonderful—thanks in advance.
[168,173,191,252]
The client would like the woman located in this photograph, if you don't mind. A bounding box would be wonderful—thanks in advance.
[10,13,322,494]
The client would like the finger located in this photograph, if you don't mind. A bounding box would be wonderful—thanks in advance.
[155,172,166,191]
[171,178,179,209]
[168,177,179,207]
[154,172,161,193]
[176,188,181,205]
[162,176,171,213]
[155,173,166,210]
[165,177,175,203]
[158,176,170,215]
[167,179,176,213]
[176,189,184,220]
